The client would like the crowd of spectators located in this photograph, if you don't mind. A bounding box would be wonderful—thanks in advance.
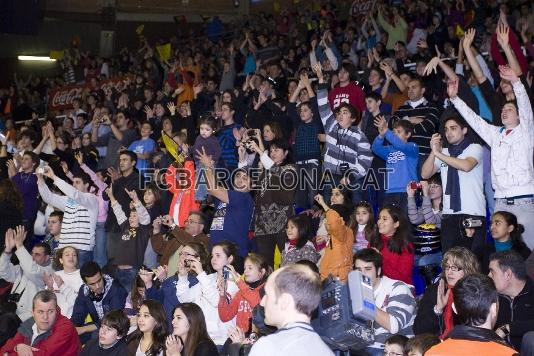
[1,0,534,354]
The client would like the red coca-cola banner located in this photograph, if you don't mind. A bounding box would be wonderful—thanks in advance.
[48,75,134,111]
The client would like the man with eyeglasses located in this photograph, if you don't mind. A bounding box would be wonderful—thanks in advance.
[151,211,209,267]
[354,248,416,356]
[71,262,127,344]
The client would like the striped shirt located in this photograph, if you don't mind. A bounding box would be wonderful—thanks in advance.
[372,276,416,349]
[38,177,98,251]
[217,122,241,169]
[390,99,440,156]
[317,84,373,177]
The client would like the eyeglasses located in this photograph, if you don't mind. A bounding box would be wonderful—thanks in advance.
[179,252,198,258]
[185,219,201,225]
[444,265,462,272]
[384,351,404,356]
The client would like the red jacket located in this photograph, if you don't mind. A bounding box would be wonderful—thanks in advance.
[218,279,263,332]
[165,160,199,227]
[1,309,81,356]
[375,235,414,285]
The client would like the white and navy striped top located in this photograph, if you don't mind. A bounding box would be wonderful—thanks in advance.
[317,84,373,177]
[38,177,98,251]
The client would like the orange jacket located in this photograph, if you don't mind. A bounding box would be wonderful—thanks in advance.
[319,209,355,282]
[218,279,263,332]
[165,160,199,228]
[426,339,517,356]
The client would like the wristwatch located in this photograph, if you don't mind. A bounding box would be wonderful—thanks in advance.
[433,305,443,315]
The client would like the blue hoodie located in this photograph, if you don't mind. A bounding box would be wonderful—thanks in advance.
[372,130,419,193]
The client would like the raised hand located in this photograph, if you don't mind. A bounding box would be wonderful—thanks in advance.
[106,184,115,202]
[155,265,168,281]
[379,61,394,78]
[423,57,441,76]
[496,23,509,49]
[13,225,27,249]
[43,166,55,180]
[430,133,443,154]
[107,167,120,182]
[420,180,430,197]
[447,78,459,99]
[4,228,15,253]
[144,105,154,119]
[52,273,64,288]
[314,194,328,210]
[74,152,84,165]
[166,335,183,356]
[6,159,17,178]
[436,278,451,313]
[195,147,214,168]
[167,102,176,116]
[499,65,518,83]
[60,161,69,175]
[312,63,324,82]
[463,28,476,51]
[125,188,139,203]
[43,272,55,290]
[373,114,388,137]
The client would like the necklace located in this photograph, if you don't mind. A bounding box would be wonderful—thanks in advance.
[140,336,153,354]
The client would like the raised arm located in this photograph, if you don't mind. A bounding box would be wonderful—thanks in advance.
[195,147,229,204]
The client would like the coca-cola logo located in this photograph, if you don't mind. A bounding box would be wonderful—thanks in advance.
[48,75,134,110]
[51,87,83,108]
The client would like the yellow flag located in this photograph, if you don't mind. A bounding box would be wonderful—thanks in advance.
[49,50,65,60]
[135,24,144,35]
[273,0,280,12]
[455,24,465,39]
[156,43,171,61]
[161,130,185,164]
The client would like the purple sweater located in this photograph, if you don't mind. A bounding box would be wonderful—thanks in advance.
[11,172,38,223]
[191,135,221,164]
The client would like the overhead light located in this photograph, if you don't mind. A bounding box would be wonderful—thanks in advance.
[18,56,56,62]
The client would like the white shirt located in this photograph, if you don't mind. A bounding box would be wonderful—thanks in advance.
[434,143,485,216]
[249,322,334,356]
[53,269,84,318]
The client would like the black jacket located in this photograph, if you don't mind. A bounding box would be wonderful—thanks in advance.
[413,281,443,336]
[103,170,142,233]
[447,325,510,346]
[496,279,534,350]
[80,338,128,356]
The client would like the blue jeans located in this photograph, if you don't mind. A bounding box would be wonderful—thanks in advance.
[195,167,208,201]
[77,250,94,268]
[115,267,138,292]
[143,239,158,269]
[93,222,107,268]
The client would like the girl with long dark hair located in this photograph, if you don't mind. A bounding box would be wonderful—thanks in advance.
[127,299,168,356]
[369,204,414,285]
[166,303,217,356]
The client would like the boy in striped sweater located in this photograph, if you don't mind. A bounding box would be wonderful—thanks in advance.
[37,166,98,267]
[314,63,373,203]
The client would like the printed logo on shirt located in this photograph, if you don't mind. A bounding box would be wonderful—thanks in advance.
[387,151,406,164]
[333,94,350,109]
[238,300,252,313]
[211,202,227,231]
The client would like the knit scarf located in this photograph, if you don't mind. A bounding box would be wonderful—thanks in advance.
[441,285,455,339]
[445,137,472,212]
